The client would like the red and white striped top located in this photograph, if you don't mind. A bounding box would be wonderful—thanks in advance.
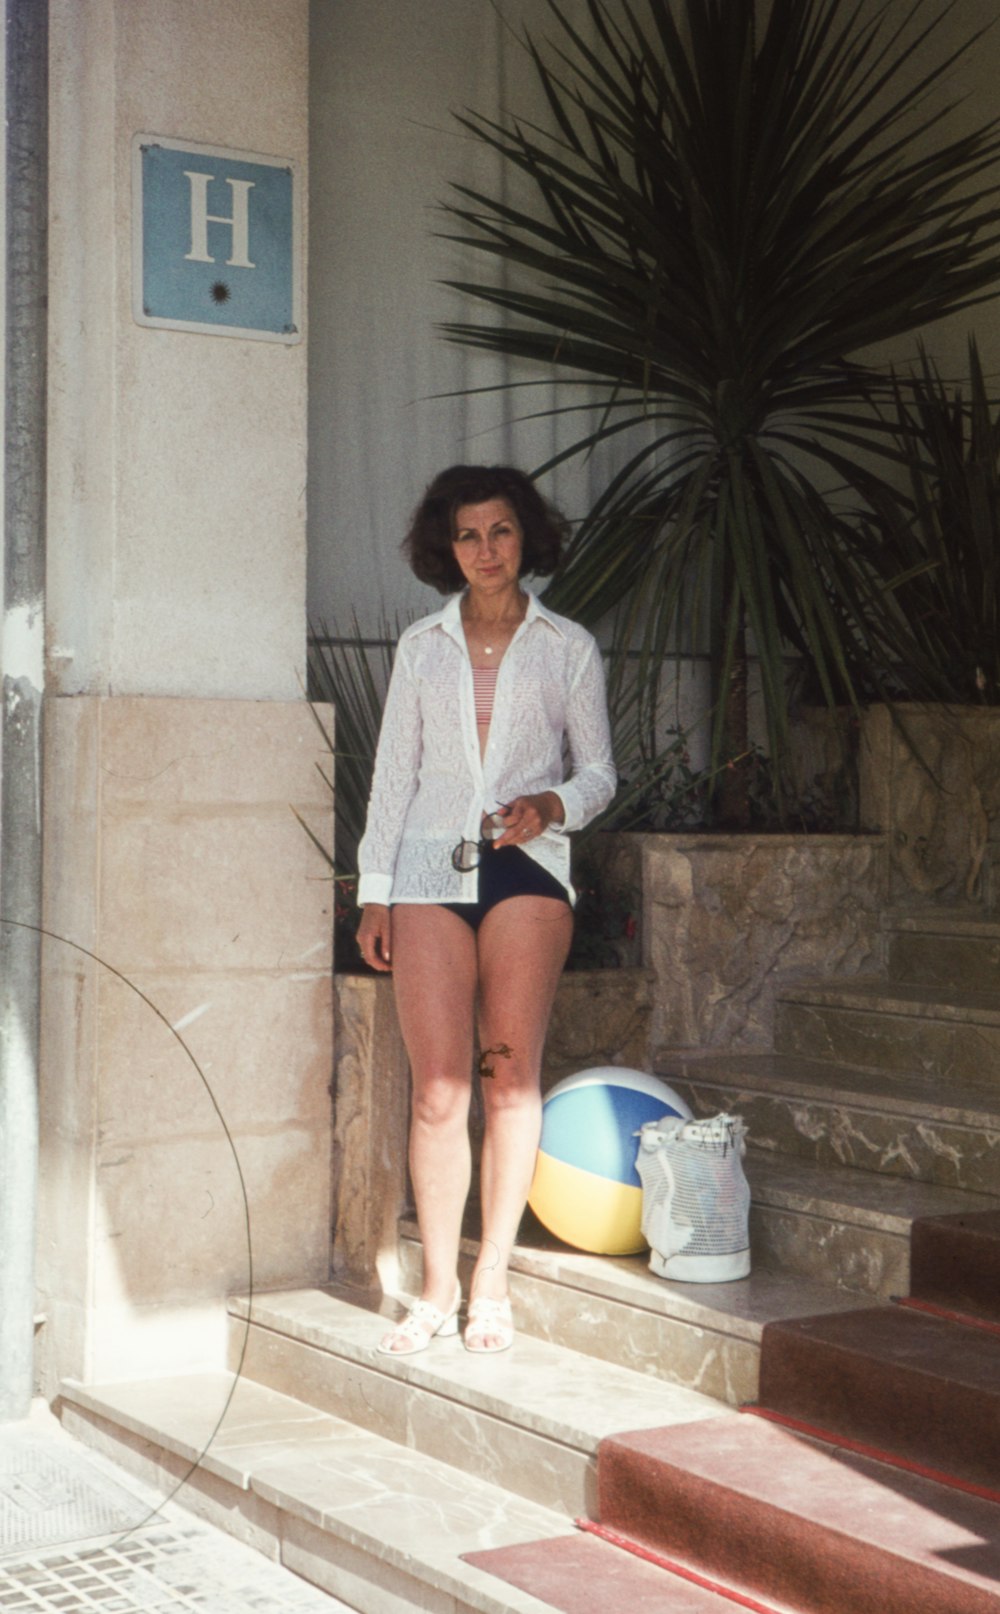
[472,665,499,726]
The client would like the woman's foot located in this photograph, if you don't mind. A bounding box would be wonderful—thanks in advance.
[377,1283,462,1355]
[464,1294,514,1353]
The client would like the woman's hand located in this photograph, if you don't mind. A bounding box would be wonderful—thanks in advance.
[357,904,393,971]
[490,791,565,850]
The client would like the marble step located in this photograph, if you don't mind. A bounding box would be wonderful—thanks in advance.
[886,905,1000,993]
[597,1412,1000,1614]
[744,1151,1000,1298]
[661,1049,1000,1193]
[224,1284,727,1518]
[57,1371,568,1614]
[758,1303,1000,1493]
[910,1207,1000,1322]
[774,975,1000,1083]
[396,1217,869,1407]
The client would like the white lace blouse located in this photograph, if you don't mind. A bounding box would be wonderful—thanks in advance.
[357,591,616,907]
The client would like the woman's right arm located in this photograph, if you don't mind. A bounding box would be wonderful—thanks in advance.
[357,640,422,920]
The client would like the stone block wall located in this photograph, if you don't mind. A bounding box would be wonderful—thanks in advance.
[37,696,333,1391]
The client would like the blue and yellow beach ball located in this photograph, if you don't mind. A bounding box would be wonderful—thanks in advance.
[528,1067,692,1255]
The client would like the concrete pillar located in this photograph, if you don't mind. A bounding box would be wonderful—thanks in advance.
[37,0,330,1393]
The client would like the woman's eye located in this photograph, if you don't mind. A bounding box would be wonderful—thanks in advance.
[455,533,475,545]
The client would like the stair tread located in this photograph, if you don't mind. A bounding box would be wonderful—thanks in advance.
[465,1531,762,1614]
[660,1049,1000,1126]
[745,1151,1000,1233]
[231,1285,726,1452]
[778,974,1000,1020]
[886,905,1000,940]
[764,1303,1000,1394]
[399,1221,872,1344]
[62,1372,567,1614]
[600,1413,1000,1603]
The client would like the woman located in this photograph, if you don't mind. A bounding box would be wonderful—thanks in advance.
[357,464,615,1354]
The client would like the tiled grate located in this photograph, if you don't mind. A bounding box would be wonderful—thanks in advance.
[0,1435,145,1557]
[0,1522,341,1611]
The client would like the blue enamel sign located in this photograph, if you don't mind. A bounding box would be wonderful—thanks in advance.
[133,136,301,342]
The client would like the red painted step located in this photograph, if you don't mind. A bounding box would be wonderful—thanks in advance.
[758,1304,1000,1490]
[597,1412,1000,1614]
[465,1531,763,1613]
[911,1209,1000,1323]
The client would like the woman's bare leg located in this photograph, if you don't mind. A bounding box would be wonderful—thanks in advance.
[391,903,478,1320]
[472,895,572,1341]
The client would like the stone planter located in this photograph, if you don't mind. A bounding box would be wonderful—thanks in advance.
[589,831,887,1058]
[859,704,1000,905]
[331,973,410,1291]
[542,966,654,1090]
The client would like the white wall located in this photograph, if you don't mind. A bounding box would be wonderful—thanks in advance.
[307,0,626,636]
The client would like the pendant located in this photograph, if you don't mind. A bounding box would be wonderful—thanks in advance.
[484,646,494,655]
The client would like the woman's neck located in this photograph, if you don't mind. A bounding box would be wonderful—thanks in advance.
[461,584,526,625]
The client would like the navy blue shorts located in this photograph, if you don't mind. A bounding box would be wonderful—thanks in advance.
[440,845,570,934]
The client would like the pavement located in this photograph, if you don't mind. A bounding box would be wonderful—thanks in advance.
[0,1402,356,1613]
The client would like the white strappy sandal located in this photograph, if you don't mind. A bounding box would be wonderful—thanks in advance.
[464,1295,514,1353]
[377,1286,462,1356]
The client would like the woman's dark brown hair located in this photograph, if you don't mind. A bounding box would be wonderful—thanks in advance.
[403,464,567,594]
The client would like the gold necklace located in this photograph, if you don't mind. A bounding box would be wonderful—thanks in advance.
[464,600,525,656]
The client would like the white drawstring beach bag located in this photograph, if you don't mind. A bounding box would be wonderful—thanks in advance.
[635,1112,751,1282]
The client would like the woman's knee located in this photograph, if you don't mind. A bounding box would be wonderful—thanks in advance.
[478,1047,540,1112]
[410,1072,470,1130]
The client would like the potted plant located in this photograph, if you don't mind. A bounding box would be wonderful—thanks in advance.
[439,0,1000,825]
[836,338,1000,902]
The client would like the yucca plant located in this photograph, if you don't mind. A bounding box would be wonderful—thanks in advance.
[303,620,402,966]
[844,339,1000,705]
[440,0,1000,822]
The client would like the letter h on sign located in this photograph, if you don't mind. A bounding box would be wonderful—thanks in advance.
[133,136,300,342]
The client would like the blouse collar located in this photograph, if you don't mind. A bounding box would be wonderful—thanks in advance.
[413,589,566,645]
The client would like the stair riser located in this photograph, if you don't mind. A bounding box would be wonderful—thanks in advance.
[759,1324,1000,1493]
[395,1236,760,1407]
[749,1203,908,1300]
[775,999,1000,1084]
[889,932,1000,993]
[229,1320,597,1518]
[671,1076,1000,1195]
[597,1441,998,1614]
[910,1215,1000,1322]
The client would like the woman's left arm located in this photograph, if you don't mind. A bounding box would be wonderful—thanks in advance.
[549,636,617,831]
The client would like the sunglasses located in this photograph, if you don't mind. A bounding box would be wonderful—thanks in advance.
[450,808,508,872]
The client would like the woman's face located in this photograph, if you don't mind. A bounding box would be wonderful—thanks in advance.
[452,498,523,594]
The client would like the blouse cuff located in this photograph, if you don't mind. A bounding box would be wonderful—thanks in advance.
[358,872,393,907]
[549,783,579,833]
